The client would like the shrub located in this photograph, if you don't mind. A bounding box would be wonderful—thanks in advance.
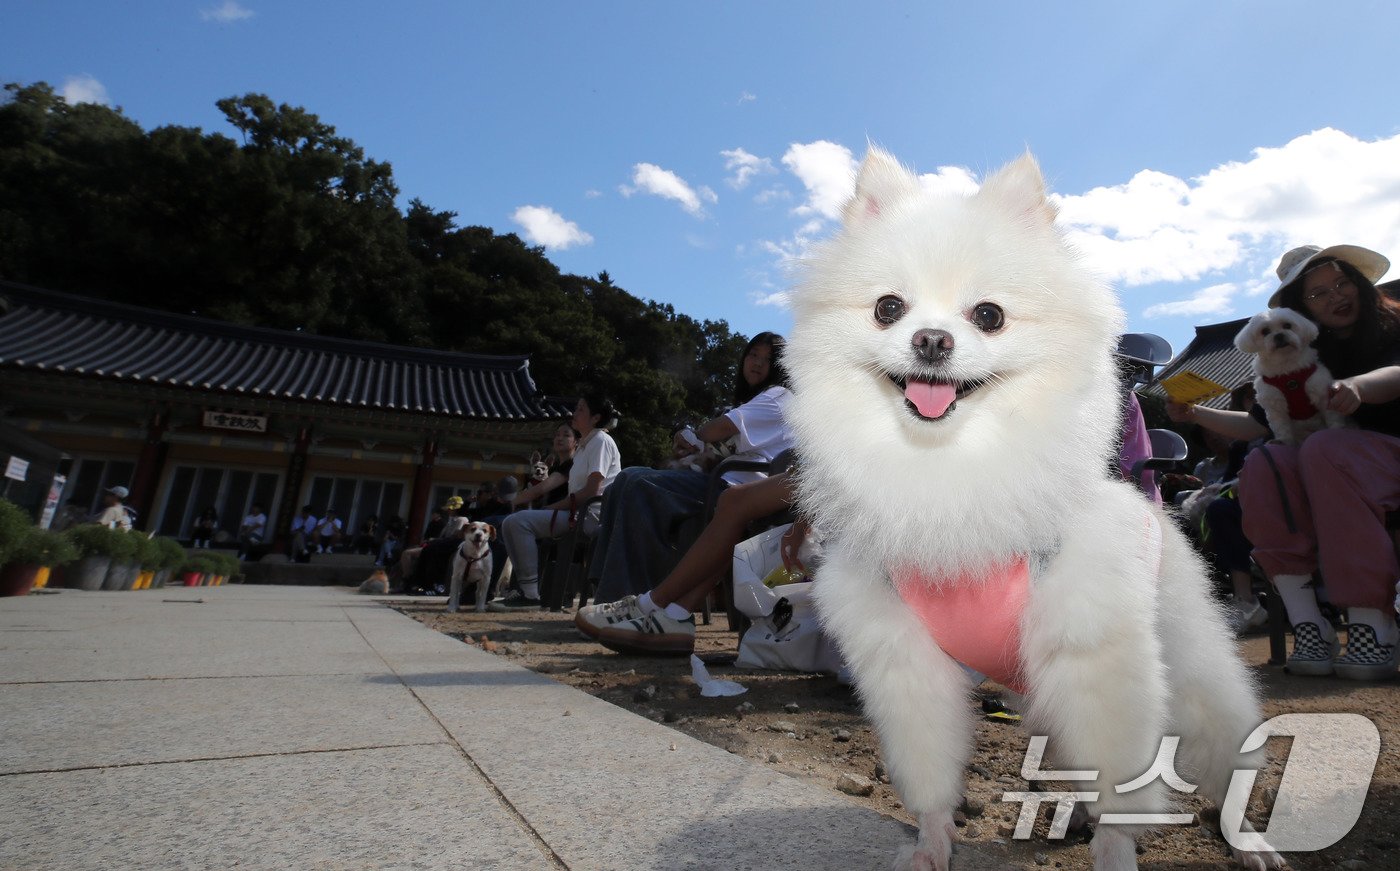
[0,498,31,566]
[130,534,161,570]
[179,552,218,575]
[154,537,187,571]
[6,527,79,567]
[63,524,139,562]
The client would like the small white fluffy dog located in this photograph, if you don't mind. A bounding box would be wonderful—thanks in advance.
[1235,308,1345,445]
[785,149,1283,870]
[447,521,495,613]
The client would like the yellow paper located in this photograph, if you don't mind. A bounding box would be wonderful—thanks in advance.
[1159,371,1229,405]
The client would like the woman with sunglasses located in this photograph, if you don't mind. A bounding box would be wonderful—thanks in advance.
[1168,244,1400,680]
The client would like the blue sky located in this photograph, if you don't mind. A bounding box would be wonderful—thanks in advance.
[6,0,1400,362]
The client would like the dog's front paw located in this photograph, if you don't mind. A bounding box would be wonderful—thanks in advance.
[893,809,955,871]
[1230,843,1288,871]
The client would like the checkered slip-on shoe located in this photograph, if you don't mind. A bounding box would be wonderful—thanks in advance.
[1285,622,1339,676]
[1334,623,1398,681]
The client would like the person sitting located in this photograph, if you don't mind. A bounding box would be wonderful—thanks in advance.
[352,514,379,555]
[402,517,470,595]
[1169,244,1400,680]
[588,332,794,604]
[311,509,343,553]
[237,503,268,561]
[478,423,579,599]
[473,478,518,520]
[90,485,134,532]
[492,393,623,610]
[377,515,406,568]
[422,508,447,543]
[191,507,219,548]
[575,469,797,654]
[288,505,317,562]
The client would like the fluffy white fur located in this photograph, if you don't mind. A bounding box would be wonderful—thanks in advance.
[1235,308,1345,445]
[447,521,495,613]
[786,148,1283,871]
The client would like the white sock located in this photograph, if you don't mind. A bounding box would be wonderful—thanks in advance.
[1347,607,1400,645]
[1272,574,1333,639]
[637,592,660,615]
[518,580,539,600]
[663,602,691,620]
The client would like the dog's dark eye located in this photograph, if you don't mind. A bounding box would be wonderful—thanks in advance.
[970,302,1005,332]
[874,295,906,326]
[1281,322,1292,329]
[1261,328,1271,336]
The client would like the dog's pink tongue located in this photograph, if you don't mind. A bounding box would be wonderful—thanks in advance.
[905,379,956,418]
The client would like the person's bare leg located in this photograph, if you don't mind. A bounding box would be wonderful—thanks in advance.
[649,472,794,610]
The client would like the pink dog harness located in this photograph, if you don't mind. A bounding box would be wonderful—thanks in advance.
[1261,364,1320,420]
[892,560,1032,693]
[892,512,1164,695]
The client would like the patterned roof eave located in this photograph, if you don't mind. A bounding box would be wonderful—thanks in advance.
[0,281,570,423]
[1141,317,1253,410]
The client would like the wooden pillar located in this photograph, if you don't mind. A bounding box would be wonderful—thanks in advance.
[405,436,438,544]
[127,408,169,531]
[272,425,313,553]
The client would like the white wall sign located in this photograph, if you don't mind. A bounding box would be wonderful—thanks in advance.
[4,455,29,482]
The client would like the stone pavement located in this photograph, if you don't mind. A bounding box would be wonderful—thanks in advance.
[0,585,1009,870]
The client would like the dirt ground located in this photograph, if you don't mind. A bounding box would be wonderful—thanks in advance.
[398,603,1399,870]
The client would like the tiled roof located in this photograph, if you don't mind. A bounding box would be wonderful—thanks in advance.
[1142,318,1253,410]
[0,282,572,421]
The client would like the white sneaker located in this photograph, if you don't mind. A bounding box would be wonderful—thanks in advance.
[1226,598,1267,634]
[575,596,694,654]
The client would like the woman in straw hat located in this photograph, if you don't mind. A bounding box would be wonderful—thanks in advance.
[1169,244,1400,680]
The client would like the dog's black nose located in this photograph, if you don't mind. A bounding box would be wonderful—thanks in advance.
[911,328,955,363]
[1272,333,1290,349]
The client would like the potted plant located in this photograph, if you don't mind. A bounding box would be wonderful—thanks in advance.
[62,525,134,591]
[129,534,160,590]
[178,553,215,587]
[151,537,186,588]
[0,498,29,565]
[211,552,240,584]
[100,529,141,591]
[1,526,79,596]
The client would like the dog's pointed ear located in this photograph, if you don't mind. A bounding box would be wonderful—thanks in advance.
[842,147,921,227]
[978,152,1057,227]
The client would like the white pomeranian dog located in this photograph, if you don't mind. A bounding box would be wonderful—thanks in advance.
[1235,308,1345,445]
[784,149,1284,871]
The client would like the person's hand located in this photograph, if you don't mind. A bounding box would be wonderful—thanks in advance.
[672,429,701,458]
[780,519,810,575]
[1327,378,1364,415]
[1164,401,1197,423]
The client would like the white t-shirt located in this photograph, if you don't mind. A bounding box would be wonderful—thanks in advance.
[316,517,343,536]
[722,385,795,485]
[242,512,267,537]
[570,429,622,497]
[95,504,133,532]
[293,514,317,535]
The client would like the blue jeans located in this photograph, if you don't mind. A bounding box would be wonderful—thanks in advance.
[588,466,714,603]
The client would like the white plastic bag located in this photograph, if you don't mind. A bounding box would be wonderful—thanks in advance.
[732,524,843,673]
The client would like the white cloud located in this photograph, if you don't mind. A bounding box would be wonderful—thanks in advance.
[583,189,602,199]
[721,147,775,190]
[782,141,859,221]
[619,163,715,217]
[1142,282,1238,319]
[202,0,254,22]
[739,91,757,104]
[753,187,791,205]
[1056,128,1400,291]
[511,205,593,250]
[60,75,108,106]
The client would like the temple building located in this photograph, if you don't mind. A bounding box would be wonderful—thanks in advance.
[0,281,571,546]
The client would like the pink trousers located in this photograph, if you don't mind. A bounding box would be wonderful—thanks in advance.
[1239,428,1400,613]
